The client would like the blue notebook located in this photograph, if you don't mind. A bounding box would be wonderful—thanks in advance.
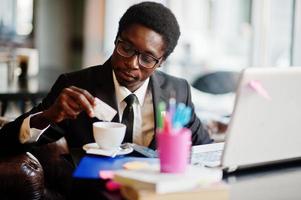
[73,155,158,179]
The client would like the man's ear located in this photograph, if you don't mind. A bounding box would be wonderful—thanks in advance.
[114,36,118,45]
[157,58,165,68]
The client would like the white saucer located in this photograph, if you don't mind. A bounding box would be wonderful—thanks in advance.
[82,143,133,157]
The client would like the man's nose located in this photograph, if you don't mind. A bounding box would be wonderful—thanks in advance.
[126,54,140,69]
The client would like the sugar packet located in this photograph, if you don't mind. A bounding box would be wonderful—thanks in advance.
[93,97,117,121]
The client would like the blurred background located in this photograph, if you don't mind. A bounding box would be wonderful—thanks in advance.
[1,0,301,135]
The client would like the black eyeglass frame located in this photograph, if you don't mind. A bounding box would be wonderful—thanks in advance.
[115,38,163,69]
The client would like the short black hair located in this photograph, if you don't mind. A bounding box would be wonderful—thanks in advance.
[116,1,180,60]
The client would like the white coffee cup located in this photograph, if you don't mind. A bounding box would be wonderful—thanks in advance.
[92,122,126,150]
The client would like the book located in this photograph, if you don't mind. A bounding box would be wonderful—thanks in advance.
[113,165,222,194]
[120,182,229,200]
[73,156,158,179]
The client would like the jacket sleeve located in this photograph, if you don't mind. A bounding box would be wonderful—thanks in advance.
[183,80,214,145]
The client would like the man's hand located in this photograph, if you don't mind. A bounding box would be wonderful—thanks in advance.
[206,120,228,134]
[42,86,96,123]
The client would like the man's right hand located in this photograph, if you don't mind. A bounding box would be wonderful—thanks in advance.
[30,86,96,130]
[42,86,96,123]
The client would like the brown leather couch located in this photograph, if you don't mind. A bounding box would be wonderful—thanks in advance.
[0,152,44,200]
[0,117,73,200]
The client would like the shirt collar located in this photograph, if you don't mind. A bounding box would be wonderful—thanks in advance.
[113,70,149,106]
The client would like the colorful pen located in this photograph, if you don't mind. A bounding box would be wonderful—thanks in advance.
[157,101,166,131]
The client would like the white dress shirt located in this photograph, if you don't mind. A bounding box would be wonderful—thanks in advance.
[19,112,50,144]
[112,71,154,146]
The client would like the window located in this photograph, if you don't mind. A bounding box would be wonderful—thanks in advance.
[0,0,33,41]
[16,0,33,36]
[164,0,252,82]
[251,0,294,67]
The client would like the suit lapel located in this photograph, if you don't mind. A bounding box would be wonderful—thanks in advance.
[91,58,119,122]
[148,71,169,149]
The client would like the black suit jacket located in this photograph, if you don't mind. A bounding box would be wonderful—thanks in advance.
[0,59,212,151]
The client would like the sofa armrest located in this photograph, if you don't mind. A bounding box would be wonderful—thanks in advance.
[0,152,44,200]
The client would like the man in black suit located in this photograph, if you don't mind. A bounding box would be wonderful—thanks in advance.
[1,2,212,153]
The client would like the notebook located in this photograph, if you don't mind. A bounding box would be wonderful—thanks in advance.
[192,67,301,172]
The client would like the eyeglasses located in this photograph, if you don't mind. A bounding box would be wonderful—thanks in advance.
[115,38,162,69]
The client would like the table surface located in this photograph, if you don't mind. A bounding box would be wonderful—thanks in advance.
[0,68,67,115]
[225,161,301,200]
[0,68,65,100]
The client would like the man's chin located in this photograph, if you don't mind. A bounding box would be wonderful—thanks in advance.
[122,82,142,92]
[118,80,133,89]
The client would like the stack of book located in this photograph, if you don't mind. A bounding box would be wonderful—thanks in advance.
[113,164,228,200]
[120,183,229,200]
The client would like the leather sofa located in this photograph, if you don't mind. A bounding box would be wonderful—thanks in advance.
[0,117,73,200]
[0,152,44,200]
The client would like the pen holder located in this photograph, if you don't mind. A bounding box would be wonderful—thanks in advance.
[156,128,192,173]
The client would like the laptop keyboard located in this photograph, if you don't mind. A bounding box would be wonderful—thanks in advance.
[191,150,223,167]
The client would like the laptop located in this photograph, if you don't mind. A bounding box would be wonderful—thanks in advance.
[192,67,301,173]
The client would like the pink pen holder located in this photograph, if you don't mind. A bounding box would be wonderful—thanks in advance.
[156,128,192,173]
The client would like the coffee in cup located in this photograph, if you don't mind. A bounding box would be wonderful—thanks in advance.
[93,122,126,150]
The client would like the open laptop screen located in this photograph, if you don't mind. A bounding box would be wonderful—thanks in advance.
[221,67,301,172]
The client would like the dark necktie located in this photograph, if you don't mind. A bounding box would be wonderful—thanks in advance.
[122,94,137,143]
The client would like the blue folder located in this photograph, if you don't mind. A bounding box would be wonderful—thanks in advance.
[73,155,158,179]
